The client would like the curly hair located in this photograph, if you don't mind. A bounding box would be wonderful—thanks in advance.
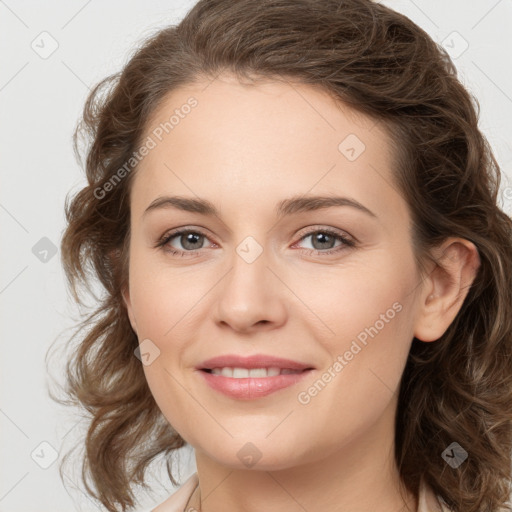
[50,0,512,510]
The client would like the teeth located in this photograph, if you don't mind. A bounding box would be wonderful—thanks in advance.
[210,367,299,378]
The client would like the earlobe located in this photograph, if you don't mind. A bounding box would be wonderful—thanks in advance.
[413,238,481,342]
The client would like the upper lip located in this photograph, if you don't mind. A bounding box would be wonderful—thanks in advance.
[197,354,315,371]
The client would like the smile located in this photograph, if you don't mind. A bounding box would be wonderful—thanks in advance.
[197,368,314,399]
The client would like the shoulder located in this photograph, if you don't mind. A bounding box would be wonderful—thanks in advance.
[418,479,511,512]
[418,477,451,512]
[151,472,199,512]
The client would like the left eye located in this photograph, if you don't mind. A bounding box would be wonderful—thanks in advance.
[296,230,353,252]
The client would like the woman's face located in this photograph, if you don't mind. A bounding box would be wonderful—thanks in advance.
[122,73,429,470]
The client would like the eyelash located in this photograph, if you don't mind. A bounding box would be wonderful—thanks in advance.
[155,227,356,257]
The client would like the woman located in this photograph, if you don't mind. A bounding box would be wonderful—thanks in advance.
[54,0,512,511]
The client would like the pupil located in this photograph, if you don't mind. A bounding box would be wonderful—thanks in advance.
[183,233,202,250]
[313,232,333,250]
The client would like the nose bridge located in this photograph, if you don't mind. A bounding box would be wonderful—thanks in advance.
[226,233,273,305]
[214,233,286,330]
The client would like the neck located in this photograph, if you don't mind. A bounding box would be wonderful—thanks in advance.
[187,399,417,512]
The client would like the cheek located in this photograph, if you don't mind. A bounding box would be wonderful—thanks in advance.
[293,302,413,458]
[141,367,196,445]
[294,249,415,347]
[301,253,417,413]
[128,246,207,338]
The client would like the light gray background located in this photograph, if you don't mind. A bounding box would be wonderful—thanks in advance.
[1,1,511,511]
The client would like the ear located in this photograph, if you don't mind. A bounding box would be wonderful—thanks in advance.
[122,284,138,336]
[109,246,138,337]
[413,237,481,342]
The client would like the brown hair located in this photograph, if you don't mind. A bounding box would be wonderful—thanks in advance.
[49,0,512,510]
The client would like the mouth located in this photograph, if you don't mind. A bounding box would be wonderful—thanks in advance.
[197,366,315,400]
[195,354,315,399]
[197,353,315,375]
[200,367,313,378]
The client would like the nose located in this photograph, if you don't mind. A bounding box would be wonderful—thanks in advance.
[213,244,287,333]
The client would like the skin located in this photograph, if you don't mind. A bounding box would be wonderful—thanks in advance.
[122,73,480,512]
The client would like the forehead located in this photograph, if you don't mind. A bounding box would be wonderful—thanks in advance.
[141,73,387,163]
[130,74,406,225]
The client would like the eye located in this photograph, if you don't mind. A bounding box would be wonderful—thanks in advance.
[293,228,355,255]
[155,226,356,257]
[156,228,213,256]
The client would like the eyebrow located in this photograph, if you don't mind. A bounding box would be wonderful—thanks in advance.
[143,194,377,220]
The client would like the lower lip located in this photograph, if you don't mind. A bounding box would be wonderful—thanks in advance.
[197,369,314,400]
